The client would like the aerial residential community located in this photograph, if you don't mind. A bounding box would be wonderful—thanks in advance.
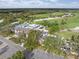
[0,0,79,59]
[0,8,79,59]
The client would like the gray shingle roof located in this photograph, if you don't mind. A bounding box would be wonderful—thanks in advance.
[31,49,64,59]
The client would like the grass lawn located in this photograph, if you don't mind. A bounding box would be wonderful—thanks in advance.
[33,13,79,28]
[32,13,50,19]
[32,12,65,19]
[52,12,65,16]
[64,14,79,28]
[57,31,79,39]
[33,13,79,39]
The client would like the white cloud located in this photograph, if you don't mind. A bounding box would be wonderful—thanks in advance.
[0,0,79,8]
[0,0,15,2]
[49,0,59,2]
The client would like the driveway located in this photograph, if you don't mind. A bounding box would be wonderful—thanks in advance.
[0,36,25,59]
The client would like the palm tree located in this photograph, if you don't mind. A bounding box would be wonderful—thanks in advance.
[24,30,41,51]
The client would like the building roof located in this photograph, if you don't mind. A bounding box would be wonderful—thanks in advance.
[14,23,48,33]
[31,49,64,59]
[0,41,8,49]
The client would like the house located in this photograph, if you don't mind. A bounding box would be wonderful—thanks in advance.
[12,23,48,43]
[24,49,64,59]
[0,40,8,54]
[13,23,48,37]
[62,13,73,18]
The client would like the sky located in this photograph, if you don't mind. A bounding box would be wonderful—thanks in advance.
[0,0,79,8]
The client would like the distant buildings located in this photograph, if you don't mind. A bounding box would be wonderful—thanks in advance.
[70,27,79,32]
[62,13,73,18]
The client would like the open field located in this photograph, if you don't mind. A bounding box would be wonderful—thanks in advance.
[33,13,79,28]
[57,31,79,39]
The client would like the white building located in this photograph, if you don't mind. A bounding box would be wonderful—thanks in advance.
[13,23,48,39]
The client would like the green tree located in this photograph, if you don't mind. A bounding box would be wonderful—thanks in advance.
[43,37,65,56]
[48,21,60,34]
[61,19,67,25]
[69,35,79,52]
[24,30,41,51]
[8,51,24,59]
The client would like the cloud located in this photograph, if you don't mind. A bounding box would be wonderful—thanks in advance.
[0,0,15,2]
[0,0,79,8]
[48,0,59,2]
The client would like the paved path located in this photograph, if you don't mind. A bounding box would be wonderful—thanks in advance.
[33,17,61,22]
[0,36,25,59]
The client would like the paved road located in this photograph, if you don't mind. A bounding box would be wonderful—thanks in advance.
[0,36,25,59]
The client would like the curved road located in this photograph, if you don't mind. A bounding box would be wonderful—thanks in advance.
[0,36,25,59]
